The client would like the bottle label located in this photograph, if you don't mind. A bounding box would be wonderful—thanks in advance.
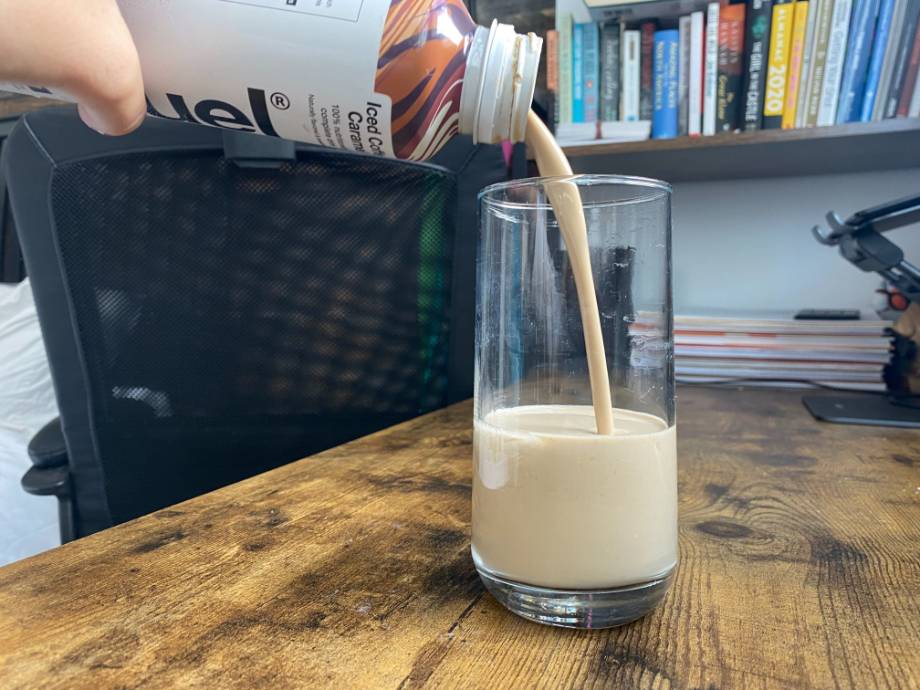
[122,0,395,156]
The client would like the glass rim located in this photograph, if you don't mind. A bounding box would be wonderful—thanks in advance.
[479,174,672,211]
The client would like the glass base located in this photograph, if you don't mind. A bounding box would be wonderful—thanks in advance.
[475,563,675,629]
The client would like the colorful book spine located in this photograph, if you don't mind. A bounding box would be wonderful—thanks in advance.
[547,30,559,94]
[559,14,573,125]
[803,0,834,126]
[689,11,705,135]
[742,0,774,130]
[783,1,810,128]
[897,21,920,116]
[817,0,853,126]
[872,0,907,120]
[600,22,621,122]
[640,21,658,120]
[704,2,721,135]
[573,22,585,122]
[794,0,821,127]
[622,30,641,121]
[835,0,881,123]
[653,30,680,138]
[763,0,795,128]
[860,0,896,120]
[883,2,920,118]
[717,2,746,132]
[678,15,692,136]
[582,22,600,123]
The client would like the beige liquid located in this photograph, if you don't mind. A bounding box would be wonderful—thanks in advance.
[468,112,677,590]
[472,406,678,589]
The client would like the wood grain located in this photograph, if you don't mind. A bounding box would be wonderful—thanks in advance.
[0,94,64,120]
[0,387,917,689]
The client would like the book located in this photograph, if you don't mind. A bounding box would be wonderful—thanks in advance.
[860,0,897,120]
[910,65,920,116]
[763,0,795,128]
[556,120,651,143]
[689,11,706,135]
[802,0,834,126]
[782,1,810,128]
[622,30,641,121]
[742,0,774,130]
[678,15,691,136]
[716,2,746,132]
[582,22,601,123]
[872,0,908,120]
[573,22,585,122]
[896,20,920,116]
[640,21,658,120]
[546,30,559,93]
[883,3,920,118]
[794,0,821,127]
[600,22,621,122]
[559,14,574,124]
[835,0,881,123]
[653,30,680,138]
[816,0,853,126]
[703,2,721,135]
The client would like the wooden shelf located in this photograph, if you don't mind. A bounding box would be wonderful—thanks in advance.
[562,118,920,182]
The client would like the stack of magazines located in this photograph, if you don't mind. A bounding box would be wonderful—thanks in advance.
[672,311,893,391]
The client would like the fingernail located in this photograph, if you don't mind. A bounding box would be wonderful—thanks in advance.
[77,104,111,136]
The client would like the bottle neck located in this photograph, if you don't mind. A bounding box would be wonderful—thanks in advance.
[459,21,542,145]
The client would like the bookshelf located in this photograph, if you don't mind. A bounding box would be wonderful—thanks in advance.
[560,117,920,181]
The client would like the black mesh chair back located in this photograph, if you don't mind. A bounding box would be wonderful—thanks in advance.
[3,107,505,537]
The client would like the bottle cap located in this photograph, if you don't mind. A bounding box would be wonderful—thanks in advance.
[459,21,543,144]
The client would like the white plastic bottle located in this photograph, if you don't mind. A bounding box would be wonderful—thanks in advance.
[1,0,541,161]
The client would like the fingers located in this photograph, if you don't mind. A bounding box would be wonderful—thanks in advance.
[0,0,146,136]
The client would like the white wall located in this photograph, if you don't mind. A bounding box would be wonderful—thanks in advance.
[671,168,920,312]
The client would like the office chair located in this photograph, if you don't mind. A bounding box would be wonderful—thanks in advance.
[3,107,507,541]
[0,117,26,283]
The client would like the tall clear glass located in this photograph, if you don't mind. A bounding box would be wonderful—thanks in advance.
[473,175,676,629]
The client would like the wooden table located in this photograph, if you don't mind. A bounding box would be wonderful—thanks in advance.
[1,387,918,689]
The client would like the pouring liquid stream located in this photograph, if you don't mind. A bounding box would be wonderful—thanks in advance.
[524,110,614,435]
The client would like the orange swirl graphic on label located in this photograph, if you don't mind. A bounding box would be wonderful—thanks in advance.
[375,0,477,160]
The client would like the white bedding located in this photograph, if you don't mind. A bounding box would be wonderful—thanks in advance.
[0,279,60,565]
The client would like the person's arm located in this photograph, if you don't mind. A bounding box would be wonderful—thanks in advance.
[0,0,145,135]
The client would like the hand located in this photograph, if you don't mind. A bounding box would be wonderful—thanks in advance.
[0,0,145,135]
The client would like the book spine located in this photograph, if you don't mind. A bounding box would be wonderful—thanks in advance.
[910,66,920,116]
[835,0,881,123]
[883,3,920,118]
[547,30,559,94]
[559,14,573,125]
[582,22,600,123]
[600,22,621,122]
[679,15,692,136]
[718,3,747,132]
[794,0,820,127]
[742,0,774,130]
[653,30,680,138]
[689,11,705,135]
[573,23,585,122]
[622,30,641,121]
[782,1,810,128]
[704,2,721,134]
[872,0,908,120]
[803,0,834,126]
[640,21,657,120]
[763,0,795,128]
[860,0,896,120]
[899,23,920,116]
[816,0,853,126]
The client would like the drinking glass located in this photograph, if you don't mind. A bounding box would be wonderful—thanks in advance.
[473,175,676,628]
